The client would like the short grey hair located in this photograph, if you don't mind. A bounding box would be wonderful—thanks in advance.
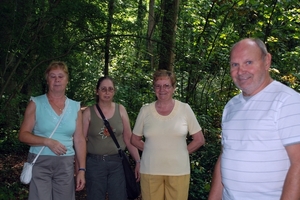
[230,38,268,59]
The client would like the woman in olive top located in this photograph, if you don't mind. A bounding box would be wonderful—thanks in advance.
[83,76,140,200]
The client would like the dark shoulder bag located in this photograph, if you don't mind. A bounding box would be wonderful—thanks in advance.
[95,104,140,199]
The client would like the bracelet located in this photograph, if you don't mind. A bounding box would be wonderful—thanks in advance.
[78,168,86,172]
[136,160,141,163]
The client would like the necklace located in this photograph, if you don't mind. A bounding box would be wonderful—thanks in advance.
[51,101,64,111]
[48,95,66,111]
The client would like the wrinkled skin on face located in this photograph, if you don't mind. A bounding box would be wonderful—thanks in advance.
[230,39,272,96]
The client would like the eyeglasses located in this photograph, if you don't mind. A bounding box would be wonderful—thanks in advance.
[154,84,172,90]
[99,87,114,93]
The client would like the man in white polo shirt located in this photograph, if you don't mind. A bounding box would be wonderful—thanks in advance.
[208,38,300,200]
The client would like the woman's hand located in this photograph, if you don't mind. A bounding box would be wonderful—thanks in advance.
[75,171,86,191]
[135,162,141,182]
[46,138,67,155]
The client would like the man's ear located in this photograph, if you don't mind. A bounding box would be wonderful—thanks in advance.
[265,53,272,70]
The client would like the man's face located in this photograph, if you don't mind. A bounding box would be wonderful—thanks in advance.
[230,40,271,96]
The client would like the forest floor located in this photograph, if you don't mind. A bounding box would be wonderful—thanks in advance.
[0,152,141,200]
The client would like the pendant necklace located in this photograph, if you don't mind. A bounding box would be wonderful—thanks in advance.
[52,102,64,111]
[49,96,66,111]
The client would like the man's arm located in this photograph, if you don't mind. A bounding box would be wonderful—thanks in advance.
[208,154,223,200]
[280,143,300,200]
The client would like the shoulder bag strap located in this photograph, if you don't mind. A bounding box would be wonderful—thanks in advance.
[95,104,123,157]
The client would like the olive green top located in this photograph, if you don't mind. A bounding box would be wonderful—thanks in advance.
[87,104,126,155]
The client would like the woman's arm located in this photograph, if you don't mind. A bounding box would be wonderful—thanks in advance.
[120,104,141,181]
[82,107,91,139]
[18,100,67,155]
[130,134,144,152]
[187,130,205,154]
[73,110,86,191]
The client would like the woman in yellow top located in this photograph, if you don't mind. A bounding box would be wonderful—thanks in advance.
[131,70,205,200]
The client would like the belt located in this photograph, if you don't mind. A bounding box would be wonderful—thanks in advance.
[87,153,121,161]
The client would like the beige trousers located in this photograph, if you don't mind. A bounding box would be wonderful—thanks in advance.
[140,173,190,200]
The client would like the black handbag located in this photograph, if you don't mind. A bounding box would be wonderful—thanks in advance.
[95,104,140,199]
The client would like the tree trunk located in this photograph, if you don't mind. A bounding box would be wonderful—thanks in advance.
[104,0,115,76]
[158,0,179,71]
[147,0,155,69]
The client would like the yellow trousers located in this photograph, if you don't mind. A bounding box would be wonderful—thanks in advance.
[140,174,190,200]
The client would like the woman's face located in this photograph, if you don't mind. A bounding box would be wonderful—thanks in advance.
[154,76,175,101]
[46,68,68,93]
[97,79,115,102]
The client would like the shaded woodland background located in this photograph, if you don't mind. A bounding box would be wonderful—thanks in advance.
[0,0,299,199]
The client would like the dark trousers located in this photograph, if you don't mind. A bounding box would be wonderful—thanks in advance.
[86,153,127,200]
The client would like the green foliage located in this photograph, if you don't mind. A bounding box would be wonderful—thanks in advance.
[0,182,28,200]
[187,113,222,199]
[0,129,29,154]
[0,0,300,199]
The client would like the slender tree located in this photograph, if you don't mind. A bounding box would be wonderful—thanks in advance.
[104,0,115,76]
[158,0,180,71]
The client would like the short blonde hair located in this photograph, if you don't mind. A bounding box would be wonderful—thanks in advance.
[45,61,69,80]
[153,69,176,87]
